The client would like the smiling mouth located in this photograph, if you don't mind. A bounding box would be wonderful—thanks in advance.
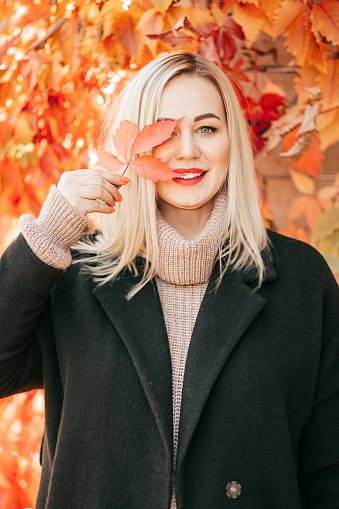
[174,171,206,180]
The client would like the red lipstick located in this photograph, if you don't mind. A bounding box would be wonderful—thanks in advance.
[172,168,207,186]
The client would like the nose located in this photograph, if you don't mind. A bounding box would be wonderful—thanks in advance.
[175,131,200,160]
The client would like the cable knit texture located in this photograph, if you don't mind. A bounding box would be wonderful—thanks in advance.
[155,188,227,508]
[19,185,94,269]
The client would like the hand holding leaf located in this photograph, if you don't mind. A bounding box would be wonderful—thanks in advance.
[95,118,182,182]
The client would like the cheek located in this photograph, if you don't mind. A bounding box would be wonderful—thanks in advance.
[153,145,170,161]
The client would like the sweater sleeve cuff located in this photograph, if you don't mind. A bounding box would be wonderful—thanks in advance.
[19,185,95,269]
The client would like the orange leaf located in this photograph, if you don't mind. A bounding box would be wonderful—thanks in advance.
[273,0,304,38]
[289,168,315,195]
[312,0,339,47]
[305,197,322,230]
[289,196,312,222]
[113,120,140,161]
[258,0,281,24]
[283,129,322,179]
[131,155,177,181]
[273,1,325,70]
[232,2,264,43]
[95,118,181,182]
[94,149,125,172]
[130,118,182,155]
[318,59,339,110]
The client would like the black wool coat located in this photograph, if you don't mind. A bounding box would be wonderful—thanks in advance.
[0,230,338,509]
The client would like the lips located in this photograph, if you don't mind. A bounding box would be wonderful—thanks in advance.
[172,168,207,174]
[172,170,207,186]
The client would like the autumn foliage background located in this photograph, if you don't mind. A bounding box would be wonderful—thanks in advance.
[0,0,339,506]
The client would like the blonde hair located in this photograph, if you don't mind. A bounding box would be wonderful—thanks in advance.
[75,52,268,298]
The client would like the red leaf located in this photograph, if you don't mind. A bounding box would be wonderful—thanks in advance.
[260,93,287,113]
[222,18,245,40]
[215,28,237,63]
[94,149,125,172]
[130,118,182,156]
[95,118,182,182]
[198,36,221,66]
[147,30,193,47]
[199,22,217,38]
[113,120,139,161]
[131,156,177,182]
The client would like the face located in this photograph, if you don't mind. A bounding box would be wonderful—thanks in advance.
[153,75,229,214]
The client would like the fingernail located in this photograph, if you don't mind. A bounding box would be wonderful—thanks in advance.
[120,176,130,183]
[118,193,122,202]
[109,206,115,213]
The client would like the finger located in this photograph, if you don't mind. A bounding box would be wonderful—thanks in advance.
[78,182,116,206]
[74,169,129,187]
[80,198,113,215]
[79,176,122,202]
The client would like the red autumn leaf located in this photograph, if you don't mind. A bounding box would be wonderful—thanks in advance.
[95,118,180,182]
[94,150,126,172]
[113,120,139,161]
[131,156,177,182]
[243,93,287,153]
[131,117,182,155]
[147,29,193,47]
[215,28,237,63]
[222,18,245,40]
[198,36,221,66]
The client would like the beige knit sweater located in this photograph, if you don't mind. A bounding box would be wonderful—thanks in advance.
[155,190,226,508]
[19,185,227,508]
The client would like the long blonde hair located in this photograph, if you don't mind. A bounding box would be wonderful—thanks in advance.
[75,52,268,298]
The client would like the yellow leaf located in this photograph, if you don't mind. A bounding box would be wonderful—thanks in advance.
[323,254,339,274]
[151,0,173,14]
[100,0,124,39]
[289,168,315,195]
[312,207,339,242]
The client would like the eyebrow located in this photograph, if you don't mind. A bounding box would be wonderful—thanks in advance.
[157,113,221,122]
[194,113,221,122]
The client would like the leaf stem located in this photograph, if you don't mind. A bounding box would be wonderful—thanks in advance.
[121,162,130,177]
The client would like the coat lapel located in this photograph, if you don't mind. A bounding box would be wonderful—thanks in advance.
[92,271,173,463]
[176,261,275,473]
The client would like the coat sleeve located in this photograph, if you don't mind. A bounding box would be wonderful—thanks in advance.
[297,271,339,508]
[0,234,62,398]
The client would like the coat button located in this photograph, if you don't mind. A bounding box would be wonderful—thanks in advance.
[225,480,241,499]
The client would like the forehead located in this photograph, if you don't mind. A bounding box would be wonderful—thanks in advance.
[158,75,226,120]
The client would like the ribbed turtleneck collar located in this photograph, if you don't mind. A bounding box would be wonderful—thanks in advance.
[156,187,227,286]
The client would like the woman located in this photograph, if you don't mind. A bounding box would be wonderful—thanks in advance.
[0,52,338,509]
